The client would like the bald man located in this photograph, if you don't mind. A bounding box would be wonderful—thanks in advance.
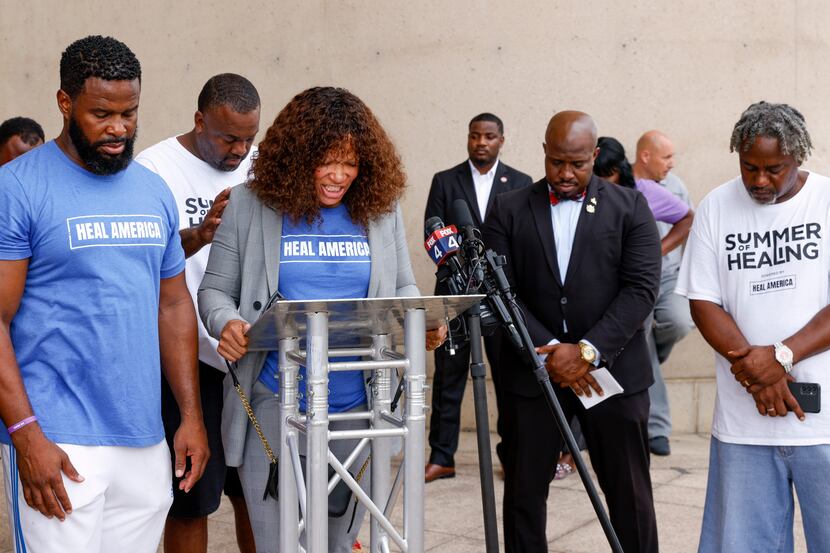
[485,111,661,553]
[633,130,695,456]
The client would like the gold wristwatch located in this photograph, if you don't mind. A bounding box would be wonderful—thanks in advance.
[578,340,597,364]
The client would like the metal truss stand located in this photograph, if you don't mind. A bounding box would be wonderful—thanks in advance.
[246,295,482,553]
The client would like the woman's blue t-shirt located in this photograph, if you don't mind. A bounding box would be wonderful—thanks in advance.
[258,204,371,412]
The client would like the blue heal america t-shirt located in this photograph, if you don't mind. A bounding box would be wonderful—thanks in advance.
[0,141,185,446]
[259,204,371,412]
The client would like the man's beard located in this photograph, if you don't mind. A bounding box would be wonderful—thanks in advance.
[217,155,243,172]
[68,116,136,175]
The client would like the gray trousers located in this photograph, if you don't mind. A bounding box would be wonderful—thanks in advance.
[237,380,370,553]
[646,269,694,439]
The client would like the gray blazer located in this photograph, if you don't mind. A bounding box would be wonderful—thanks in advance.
[198,184,420,465]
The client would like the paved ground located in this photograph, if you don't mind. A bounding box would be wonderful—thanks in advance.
[0,432,808,552]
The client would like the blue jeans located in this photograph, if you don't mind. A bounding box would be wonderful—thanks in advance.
[699,437,830,553]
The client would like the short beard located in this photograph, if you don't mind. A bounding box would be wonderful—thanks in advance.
[470,155,496,169]
[68,116,136,175]
[751,195,778,206]
[747,187,778,205]
[217,157,243,172]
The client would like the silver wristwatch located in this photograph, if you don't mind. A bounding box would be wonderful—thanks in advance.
[773,342,794,374]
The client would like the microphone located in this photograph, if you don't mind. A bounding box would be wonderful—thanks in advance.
[424,216,444,236]
[424,217,461,266]
[424,216,467,297]
[424,209,520,347]
[450,199,476,238]
[451,200,485,282]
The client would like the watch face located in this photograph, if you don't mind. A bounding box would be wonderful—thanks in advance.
[580,344,596,363]
[777,348,793,364]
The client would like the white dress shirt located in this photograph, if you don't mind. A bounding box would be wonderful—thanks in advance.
[550,194,583,280]
[541,184,600,363]
[468,158,499,223]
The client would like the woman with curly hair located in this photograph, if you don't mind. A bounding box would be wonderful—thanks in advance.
[198,86,444,552]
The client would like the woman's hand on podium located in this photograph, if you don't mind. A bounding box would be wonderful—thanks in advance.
[218,319,251,361]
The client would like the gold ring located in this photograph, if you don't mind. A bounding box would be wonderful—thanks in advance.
[743,380,751,387]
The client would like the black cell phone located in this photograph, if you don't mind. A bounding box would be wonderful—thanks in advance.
[787,381,821,413]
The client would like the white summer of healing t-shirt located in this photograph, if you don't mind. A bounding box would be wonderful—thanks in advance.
[676,172,830,446]
[136,137,255,372]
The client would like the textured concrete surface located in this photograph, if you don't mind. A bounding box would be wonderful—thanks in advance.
[0,432,808,552]
[8,1,830,427]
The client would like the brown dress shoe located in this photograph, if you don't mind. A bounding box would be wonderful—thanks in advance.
[424,463,456,483]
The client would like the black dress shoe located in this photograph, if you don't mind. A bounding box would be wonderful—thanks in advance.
[649,436,671,456]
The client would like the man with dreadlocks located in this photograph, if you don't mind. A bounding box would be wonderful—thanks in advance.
[677,101,830,552]
[0,36,208,552]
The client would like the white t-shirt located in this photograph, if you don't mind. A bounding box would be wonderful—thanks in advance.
[676,172,830,445]
[136,137,255,372]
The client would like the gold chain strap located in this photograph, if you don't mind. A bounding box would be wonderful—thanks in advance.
[233,382,371,485]
[355,455,371,481]
[234,383,277,463]
[352,454,371,503]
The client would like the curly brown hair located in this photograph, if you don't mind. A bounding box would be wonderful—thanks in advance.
[248,86,407,227]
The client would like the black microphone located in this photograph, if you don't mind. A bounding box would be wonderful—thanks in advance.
[427,208,519,346]
[424,216,444,238]
[424,216,467,295]
[451,199,476,238]
[424,216,462,266]
[451,199,485,283]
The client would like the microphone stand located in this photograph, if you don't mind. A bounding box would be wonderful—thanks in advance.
[430,231,499,551]
[462,303,499,553]
[488,255,624,553]
[440,222,501,553]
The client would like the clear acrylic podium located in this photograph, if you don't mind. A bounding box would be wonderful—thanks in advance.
[246,295,484,553]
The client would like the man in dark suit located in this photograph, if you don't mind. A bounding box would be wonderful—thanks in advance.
[484,111,661,553]
[424,112,532,482]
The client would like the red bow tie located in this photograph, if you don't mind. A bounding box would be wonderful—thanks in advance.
[549,190,586,205]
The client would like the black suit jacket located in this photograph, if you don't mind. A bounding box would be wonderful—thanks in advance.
[483,175,662,397]
[425,160,533,294]
[424,160,533,232]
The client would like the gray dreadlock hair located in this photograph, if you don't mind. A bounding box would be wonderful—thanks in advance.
[730,102,813,164]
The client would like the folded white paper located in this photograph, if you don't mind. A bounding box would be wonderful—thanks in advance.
[574,368,624,409]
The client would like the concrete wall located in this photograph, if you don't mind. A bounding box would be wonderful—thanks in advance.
[4,0,830,433]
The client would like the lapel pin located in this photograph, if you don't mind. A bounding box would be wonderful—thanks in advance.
[586,204,596,214]
[590,197,597,205]
[500,176,508,183]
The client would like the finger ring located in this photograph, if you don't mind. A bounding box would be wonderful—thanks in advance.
[743,380,750,387]
[767,408,776,413]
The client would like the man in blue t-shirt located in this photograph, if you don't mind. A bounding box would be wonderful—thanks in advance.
[0,36,208,553]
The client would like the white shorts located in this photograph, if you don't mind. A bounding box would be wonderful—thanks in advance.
[2,440,173,553]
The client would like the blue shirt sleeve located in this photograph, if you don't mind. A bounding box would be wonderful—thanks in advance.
[0,168,33,260]
[158,180,185,279]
